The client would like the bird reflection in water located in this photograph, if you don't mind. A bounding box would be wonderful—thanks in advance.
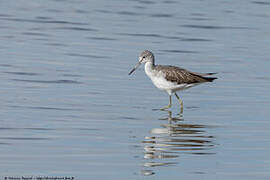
[141,111,216,176]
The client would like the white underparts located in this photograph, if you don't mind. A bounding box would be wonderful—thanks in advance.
[144,62,200,95]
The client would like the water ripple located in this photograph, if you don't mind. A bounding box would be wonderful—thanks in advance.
[181,38,212,42]
[66,53,107,59]
[45,42,68,47]
[0,17,88,25]
[62,74,83,77]
[252,1,270,5]
[0,13,12,17]
[95,9,112,14]
[162,0,177,4]
[0,128,17,131]
[150,14,173,18]
[161,49,199,54]
[8,105,82,111]
[11,79,82,84]
[0,64,14,67]
[0,137,51,140]
[0,127,54,131]
[24,128,55,131]
[133,0,156,5]
[0,142,10,145]
[119,33,163,38]
[88,37,117,41]
[117,11,140,16]
[55,26,98,32]
[118,33,211,42]
[3,71,40,76]
[28,106,80,111]
[181,24,255,30]
[22,32,51,37]
[119,116,140,120]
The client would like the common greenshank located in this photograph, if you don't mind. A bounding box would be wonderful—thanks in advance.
[128,50,217,113]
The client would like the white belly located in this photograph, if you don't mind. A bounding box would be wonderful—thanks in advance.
[147,71,198,95]
[144,62,199,95]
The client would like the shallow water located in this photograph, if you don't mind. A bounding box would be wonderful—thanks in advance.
[1,0,270,179]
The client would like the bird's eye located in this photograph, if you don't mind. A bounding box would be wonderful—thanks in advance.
[142,56,146,59]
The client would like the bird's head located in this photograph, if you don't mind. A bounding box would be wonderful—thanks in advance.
[128,50,154,75]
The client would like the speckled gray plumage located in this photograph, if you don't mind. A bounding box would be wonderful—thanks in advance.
[154,65,217,84]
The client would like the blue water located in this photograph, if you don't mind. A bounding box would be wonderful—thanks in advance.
[1,0,270,179]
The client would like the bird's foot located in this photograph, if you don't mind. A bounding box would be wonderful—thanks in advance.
[159,104,172,111]
[177,110,183,118]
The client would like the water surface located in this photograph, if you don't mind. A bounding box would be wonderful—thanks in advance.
[1,0,270,179]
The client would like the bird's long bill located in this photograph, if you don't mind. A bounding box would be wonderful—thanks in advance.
[128,62,141,75]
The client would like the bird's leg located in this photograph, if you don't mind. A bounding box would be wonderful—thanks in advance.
[160,95,172,110]
[174,93,183,113]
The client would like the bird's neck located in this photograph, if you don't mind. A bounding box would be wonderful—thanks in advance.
[144,62,155,77]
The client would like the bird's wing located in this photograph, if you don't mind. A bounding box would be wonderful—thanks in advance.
[190,72,217,76]
[155,65,216,84]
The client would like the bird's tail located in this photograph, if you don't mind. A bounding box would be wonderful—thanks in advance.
[192,72,218,76]
[202,76,217,82]
[191,72,218,82]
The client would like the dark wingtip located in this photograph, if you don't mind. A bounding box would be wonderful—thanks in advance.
[204,72,217,82]
[205,77,217,82]
[206,72,218,75]
[190,71,218,82]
